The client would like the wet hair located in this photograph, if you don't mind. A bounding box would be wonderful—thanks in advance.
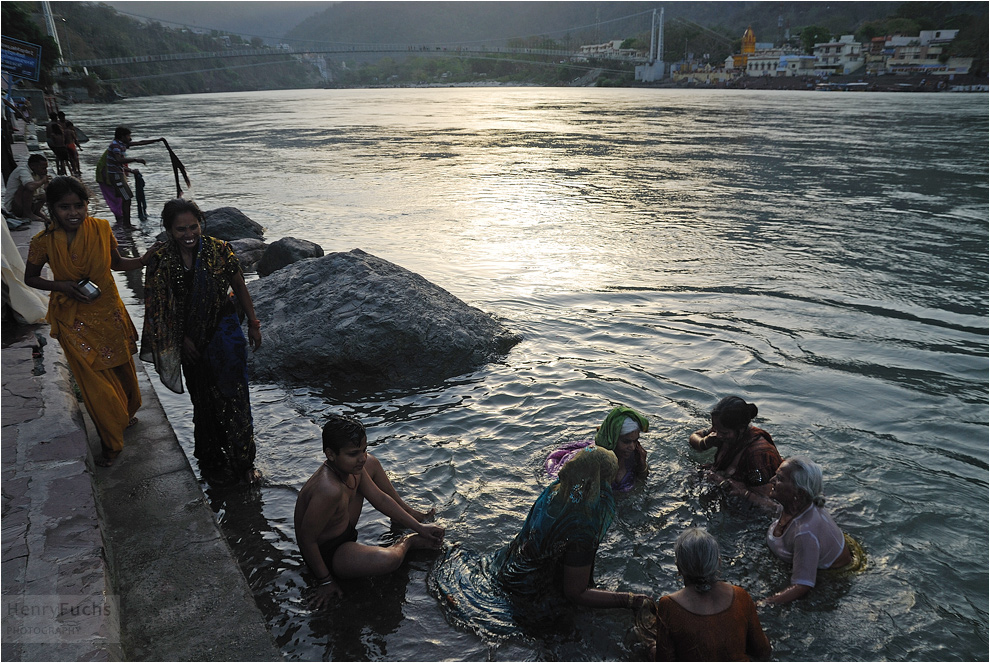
[57,111,66,121]
[555,446,618,507]
[114,126,132,140]
[675,527,720,593]
[161,198,205,232]
[711,395,758,432]
[785,456,826,507]
[49,112,58,121]
[322,414,367,454]
[27,154,47,167]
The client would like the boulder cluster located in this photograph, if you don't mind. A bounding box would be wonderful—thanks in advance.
[201,207,520,388]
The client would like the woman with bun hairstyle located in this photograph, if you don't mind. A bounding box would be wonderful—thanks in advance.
[689,396,781,505]
[762,457,856,606]
[652,527,771,661]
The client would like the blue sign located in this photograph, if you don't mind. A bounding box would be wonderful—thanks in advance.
[2,36,43,81]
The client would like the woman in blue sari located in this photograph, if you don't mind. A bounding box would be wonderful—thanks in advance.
[142,199,262,485]
[430,447,652,637]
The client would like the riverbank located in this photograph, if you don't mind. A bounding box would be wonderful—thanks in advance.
[2,141,280,661]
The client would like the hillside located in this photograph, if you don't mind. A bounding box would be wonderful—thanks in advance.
[8,1,987,97]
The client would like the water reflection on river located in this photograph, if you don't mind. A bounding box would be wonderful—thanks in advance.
[74,87,987,661]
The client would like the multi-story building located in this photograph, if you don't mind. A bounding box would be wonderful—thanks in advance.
[813,35,865,75]
[578,40,638,58]
[886,30,972,75]
[744,49,815,76]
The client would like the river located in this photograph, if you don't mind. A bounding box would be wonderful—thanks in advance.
[68,87,987,661]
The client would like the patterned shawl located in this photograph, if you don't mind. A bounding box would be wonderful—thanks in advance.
[142,236,240,393]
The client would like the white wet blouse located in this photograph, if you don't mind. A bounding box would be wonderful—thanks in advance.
[767,503,846,587]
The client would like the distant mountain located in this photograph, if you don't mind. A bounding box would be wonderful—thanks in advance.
[283,1,896,47]
[103,1,336,41]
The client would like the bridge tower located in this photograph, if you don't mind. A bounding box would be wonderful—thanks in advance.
[635,7,665,82]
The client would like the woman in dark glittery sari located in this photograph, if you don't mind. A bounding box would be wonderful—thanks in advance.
[142,198,262,485]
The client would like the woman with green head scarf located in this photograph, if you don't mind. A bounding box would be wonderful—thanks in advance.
[545,406,650,492]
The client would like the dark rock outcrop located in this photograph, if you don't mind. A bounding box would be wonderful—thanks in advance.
[256,237,324,277]
[247,249,520,388]
[203,207,265,241]
[228,238,268,272]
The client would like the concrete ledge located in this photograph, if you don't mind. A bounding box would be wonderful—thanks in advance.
[87,362,282,661]
[2,334,120,662]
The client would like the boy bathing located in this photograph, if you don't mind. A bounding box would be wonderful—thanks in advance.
[295,414,444,606]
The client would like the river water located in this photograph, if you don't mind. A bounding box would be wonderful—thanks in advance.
[69,87,987,661]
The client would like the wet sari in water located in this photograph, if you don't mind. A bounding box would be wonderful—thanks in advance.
[429,465,616,638]
[141,236,255,480]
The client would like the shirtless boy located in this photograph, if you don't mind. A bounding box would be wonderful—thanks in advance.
[294,414,444,606]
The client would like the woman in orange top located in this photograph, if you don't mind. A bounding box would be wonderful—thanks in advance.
[653,528,771,661]
[24,177,158,466]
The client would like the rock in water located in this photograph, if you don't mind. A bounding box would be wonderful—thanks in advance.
[228,238,268,272]
[256,237,325,276]
[248,249,521,387]
[203,207,265,241]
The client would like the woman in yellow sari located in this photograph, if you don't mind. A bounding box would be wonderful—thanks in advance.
[24,176,158,466]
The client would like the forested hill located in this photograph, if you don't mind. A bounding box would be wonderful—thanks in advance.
[283,1,972,48]
[8,1,322,98]
[7,1,987,98]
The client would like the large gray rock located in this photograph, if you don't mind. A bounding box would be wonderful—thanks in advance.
[256,237,324,277]
[203,207,265,241]
[228,238,268,272]
[247,249,520,387]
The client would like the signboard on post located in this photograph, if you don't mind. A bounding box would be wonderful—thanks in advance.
[2,36,43,81]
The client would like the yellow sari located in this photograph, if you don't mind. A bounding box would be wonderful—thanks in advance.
[27,217,141,453]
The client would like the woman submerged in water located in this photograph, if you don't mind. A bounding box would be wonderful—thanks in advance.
[544,406,650,493]
[690,396,781,506]
[430,447,652,637]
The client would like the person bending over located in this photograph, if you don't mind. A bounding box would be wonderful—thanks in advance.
[3,154,50,224]
[294,414,444,607]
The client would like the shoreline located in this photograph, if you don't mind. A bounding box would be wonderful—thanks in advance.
[2,138,281,660]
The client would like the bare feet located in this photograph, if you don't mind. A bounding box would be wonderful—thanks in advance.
[400,533,440,551]
[96,449,120,467]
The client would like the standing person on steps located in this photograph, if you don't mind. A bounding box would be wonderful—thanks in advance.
[24,176,159,466]
[142,198,263,485]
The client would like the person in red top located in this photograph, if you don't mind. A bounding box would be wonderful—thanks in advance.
[689,396,781,506]
[652,527,771,661]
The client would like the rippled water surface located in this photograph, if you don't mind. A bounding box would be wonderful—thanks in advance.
[72,87,987,661]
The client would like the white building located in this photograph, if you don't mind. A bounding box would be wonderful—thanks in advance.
[578,40,637,58]
[813,35,864,75]
[744,49,813,77]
